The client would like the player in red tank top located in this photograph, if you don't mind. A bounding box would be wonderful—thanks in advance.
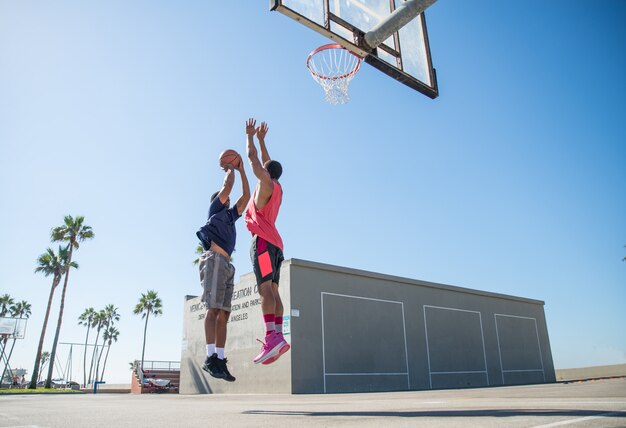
[244,118,290,365]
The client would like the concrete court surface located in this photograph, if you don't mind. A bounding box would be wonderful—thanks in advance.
[1,378,625,428]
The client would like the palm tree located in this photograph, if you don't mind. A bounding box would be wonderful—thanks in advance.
[45,215,94,389]
[78,307,96,387]
[38,351,50,382]
[192,243,204,266]
[0,294,14,316]
[95,305,120,381]
[1,301,31,384]
[11,300,31,318]
[100,326,120,381]
[29,246,74,389]
[133,290,163,369]
[88,310,106,385]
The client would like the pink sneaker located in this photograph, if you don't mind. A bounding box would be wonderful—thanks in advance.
[262,333,290,365]
[253,332,283,364]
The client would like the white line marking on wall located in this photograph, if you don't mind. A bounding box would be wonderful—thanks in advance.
[478,311,489,385]
[495,312,505,384]
[495,313,545,383]
[325,372,409,376]
[321,292,409,392]
[321,292,406,305]
[320,292,327,393]
[400,301,411,389]
[423,307,433,389]
[502,369,544,373]
[423,305,489,388]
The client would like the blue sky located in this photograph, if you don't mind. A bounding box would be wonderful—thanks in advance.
[1,1,625,384]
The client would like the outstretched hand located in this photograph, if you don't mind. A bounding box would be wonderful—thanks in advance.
[256,122,269,140]
[246,118,257,136]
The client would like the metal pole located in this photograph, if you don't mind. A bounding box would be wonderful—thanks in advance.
[67,345,73,385]
[364,0,436,49]
[93,380,105,394]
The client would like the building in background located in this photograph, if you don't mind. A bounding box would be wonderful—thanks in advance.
[180,259,555,394]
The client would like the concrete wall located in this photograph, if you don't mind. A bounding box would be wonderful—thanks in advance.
[180,258,555,394]
[556,364,626,382]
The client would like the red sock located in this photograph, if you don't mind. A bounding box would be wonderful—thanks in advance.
[275,316,283,334]
[264,313,275,336]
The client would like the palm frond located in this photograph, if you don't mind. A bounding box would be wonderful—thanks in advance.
[134,290,163,319]
[10,300,32,318]
[193,243,204,266]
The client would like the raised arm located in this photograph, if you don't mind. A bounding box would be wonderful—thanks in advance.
[216,167,235,204]
[234,155,250,216]
[246,118,272,188]
[256,122,270,164]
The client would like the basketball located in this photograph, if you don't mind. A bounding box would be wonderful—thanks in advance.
[218,149,241,169]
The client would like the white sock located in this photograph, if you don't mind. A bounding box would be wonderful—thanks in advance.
[207,344,216,356]
[216,347,225,360]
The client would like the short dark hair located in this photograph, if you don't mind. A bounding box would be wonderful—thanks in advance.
[210,191,219,202]
[265,160,282,180]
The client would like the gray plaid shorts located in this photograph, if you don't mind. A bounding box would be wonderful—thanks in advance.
[199,250,235,311]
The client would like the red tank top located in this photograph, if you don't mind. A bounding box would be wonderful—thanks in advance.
[244,181,283,250]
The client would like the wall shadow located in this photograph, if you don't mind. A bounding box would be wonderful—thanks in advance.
[242,409,626,419]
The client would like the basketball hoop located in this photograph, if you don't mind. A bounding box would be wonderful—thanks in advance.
[306,44,362,105]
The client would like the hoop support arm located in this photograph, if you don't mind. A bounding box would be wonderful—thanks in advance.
[364,0,437,49]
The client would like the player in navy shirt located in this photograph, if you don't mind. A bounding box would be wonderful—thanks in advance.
[197,191,241,256]
[196,149,249,382]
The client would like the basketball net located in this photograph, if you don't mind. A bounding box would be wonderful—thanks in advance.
[306,44,362,105]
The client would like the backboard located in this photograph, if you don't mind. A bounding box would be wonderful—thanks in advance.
[0,317,27,339]
[271,0,438,98]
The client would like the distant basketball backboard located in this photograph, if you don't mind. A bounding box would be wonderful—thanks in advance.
[0,317,27,339]
[271,0,439,99]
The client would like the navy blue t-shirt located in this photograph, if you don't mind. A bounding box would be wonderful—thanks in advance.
[196,197,241,256]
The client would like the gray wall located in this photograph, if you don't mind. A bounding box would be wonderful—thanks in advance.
[180,258,555,394]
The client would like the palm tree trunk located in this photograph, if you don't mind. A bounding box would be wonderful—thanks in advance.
[100,342,111,382]
[94,333,107,382]
[88,327,101,385]
[38,359,48,382]
[82,326,90,387]
[28,275,59,389]
[141,312,150,369]
[45,246,73,388]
